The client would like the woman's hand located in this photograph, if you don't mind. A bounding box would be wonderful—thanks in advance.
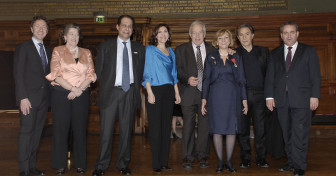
[242,100,248,115]
[71,86,83,97]
[175,93,181,104]
[147,92,155,104]
[201,99,207,116]
[67,92,76,100]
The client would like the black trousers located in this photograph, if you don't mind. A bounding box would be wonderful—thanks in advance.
[95,85,136,171]
[146,84,175,169]
[181,90,210,162]
[239,88,267,161]
[51,86,90,169]
[18,92,48,172]
[277,93,311,170]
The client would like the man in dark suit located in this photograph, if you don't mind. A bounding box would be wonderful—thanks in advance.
[14,15,52,176]
[265,21,321,176]
[236,23,270,168]
[175,20,216,170]
[92,15,145,176]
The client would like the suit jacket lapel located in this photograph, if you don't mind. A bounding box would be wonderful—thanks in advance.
[187,42,198,74]
[278,45,286,72]
[131,41,138,81]
[289,43,303,72]
[29,40,45,74]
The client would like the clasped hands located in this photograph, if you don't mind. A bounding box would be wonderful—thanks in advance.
[67,86,83,100]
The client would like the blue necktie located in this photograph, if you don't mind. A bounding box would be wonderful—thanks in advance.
[122,42,130,92]
[38,43,47,72]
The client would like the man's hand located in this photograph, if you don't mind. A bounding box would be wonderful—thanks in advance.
[310,97,319,111]
[266,99,275,111]
[175,93,181,104]
[188,76,199,87]
[228,48,236,55]
[20,98,32,116]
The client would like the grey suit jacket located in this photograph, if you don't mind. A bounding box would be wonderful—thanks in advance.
[13,39,52,107]
[264,42,321,108]
[95,39,145,109]
[175,42,216,106]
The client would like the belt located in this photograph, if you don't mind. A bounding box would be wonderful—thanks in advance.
[115,83,134,88]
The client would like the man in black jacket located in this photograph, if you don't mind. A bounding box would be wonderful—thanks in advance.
[14,15,52,176]
[236,23,270,169]
[265,21,320,176]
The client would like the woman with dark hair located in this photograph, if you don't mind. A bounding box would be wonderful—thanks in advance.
[46,23,96,175]
[142,23,181,172]
[201,28,248,173]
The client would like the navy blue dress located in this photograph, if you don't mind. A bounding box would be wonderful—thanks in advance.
[202,51,247,135]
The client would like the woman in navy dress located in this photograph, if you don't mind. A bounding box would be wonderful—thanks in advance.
[201,28,248,173]
[142,24,181,172]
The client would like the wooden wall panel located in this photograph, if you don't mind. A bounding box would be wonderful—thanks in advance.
[1,13,336,132]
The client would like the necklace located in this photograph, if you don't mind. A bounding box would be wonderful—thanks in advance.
[219,51,228,57]
[67,46,78,58]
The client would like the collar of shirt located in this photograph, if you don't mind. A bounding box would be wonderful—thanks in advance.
[191,42,206,63]
[32,37,48,63]
[284,41,298,61]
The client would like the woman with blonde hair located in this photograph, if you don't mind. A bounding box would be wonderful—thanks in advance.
[201,28,248,173]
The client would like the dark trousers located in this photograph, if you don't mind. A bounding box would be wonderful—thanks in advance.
[239,89,267,161]
[181,90,210,162]
[18,94,48,172]
[51,86,89,169]
[277,93,311,170]
[146,84,175,169]
[95,86,136,171]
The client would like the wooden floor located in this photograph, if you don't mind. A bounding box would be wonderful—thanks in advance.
[0,127,335,176]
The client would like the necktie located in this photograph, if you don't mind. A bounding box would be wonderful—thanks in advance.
[122,42,130,92]
[196,46,203,91]
[38,43,47,72]
[286,46,292,72]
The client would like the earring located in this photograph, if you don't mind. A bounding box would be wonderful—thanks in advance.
[168,38,170,41]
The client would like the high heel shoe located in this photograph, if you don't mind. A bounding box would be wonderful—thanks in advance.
[216,160,224,173]
[225,163,237,173]
[172,133,179,140]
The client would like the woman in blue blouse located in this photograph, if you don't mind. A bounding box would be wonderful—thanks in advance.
[142,23,181,172]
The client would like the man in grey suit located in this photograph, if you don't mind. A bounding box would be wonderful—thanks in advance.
[175,21,216,170]
[14,15,52,176]
[92,15,145,176]
[265,21,321,176]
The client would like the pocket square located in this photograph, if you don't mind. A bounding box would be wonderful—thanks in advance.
[133,51,138,54]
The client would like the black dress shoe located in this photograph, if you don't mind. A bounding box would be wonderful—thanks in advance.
[182,160,192,170]
[56,168,65,175]
[19,172,29,176]
[30,168,45,176]
[199,159,209,168]
[225,163,237,173]
[153,168,161,172]
[92,169,105,176]
[294,169,305,176]
[161,166,172,171]
[279,163,294,172]
[256,159,269,168]
[239,159,251,168]
[76,168,85,174]
[120,167,131,175]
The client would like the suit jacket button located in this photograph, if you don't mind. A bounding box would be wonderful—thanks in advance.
[41,86,44,89]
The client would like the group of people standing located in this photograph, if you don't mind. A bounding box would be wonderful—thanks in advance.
[14,14,320,176]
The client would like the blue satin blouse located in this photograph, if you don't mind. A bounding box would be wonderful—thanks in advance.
[142,45,178,88]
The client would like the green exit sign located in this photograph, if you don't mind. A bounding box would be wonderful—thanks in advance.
[95,16,105,23]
